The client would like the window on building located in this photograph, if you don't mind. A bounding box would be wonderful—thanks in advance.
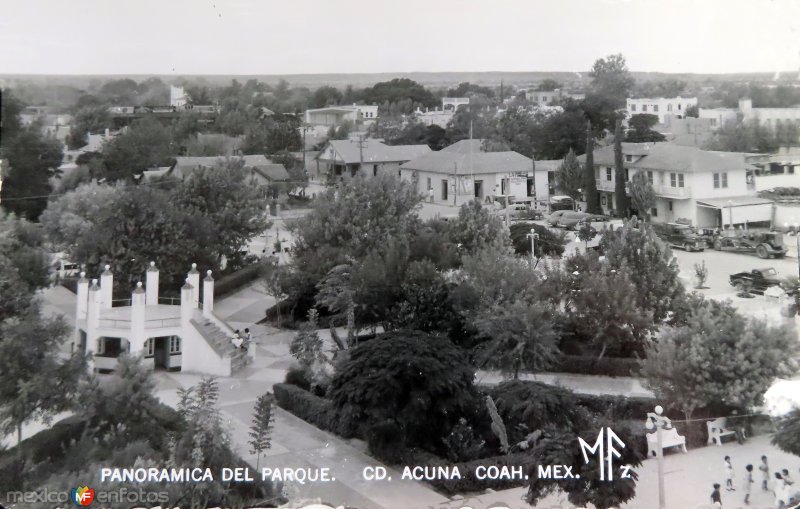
[625,169,630,181]
[606,168,612,181]
[647,171,653,184]
[721,172,728,188]
[373,164,378,177]
[654,105,659,112]
[169,336,181,354]
[678,173,684,187]
[678,104,682,110]
[145,338,154,357]
[668,104,673,112]
[441,179,448,201]
[668,201,673,211]
[670,172,676,187]
[97,338,105,355]
[651,207,658,217]
[426,177,432,190]
[643,105,648,112]
[713,173,720,188]
[625,154,632,162]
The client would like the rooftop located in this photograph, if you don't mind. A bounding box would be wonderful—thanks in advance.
[319,139,431,165]
[580,142,749,173]
[401,139,533,175]
[171,155,289,181]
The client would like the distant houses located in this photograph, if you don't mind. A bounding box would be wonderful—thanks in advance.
[153,155,289,186]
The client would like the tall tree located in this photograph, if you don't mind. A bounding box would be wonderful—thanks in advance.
[101,116,174,181]
[628,171,656,220]
[641,298,798,421]
[0,305,87,457]
[0,125,64,220]
[556,148,584,201]
[588,54,634,109]
[614,119,628,217]
[772,409,800,457]
[67,105,113,150]
[448,200,511,255]
[583,120,601,213]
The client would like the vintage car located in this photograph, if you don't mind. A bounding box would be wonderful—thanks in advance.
[651,223,705,251]
[729,267,792,295]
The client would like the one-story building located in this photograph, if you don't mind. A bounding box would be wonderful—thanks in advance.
[399,139,535,206]
[316,139,431,181]
[167,155,290,185]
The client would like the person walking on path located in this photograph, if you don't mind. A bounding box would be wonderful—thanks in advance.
[761,456,770,491]
[711,482,723,508]
[744,464,754,505]
[725,456,736,491]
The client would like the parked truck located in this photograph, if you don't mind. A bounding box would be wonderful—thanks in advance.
[714,231,786,259]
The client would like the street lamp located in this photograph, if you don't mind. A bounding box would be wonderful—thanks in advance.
[527,228,540,266]
[576,188,583,211]
[645,405,671,509]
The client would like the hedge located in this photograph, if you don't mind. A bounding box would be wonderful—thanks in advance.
[214,263,262,298]
[273,383,336,433]
[550,355,641,377]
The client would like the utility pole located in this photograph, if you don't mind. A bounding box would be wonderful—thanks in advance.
[351,134,367,177]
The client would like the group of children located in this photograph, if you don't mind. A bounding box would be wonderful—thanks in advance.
[711,455,798,507]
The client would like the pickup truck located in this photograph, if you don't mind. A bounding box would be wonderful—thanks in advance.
[729,268,790,295]
[652,223,706,252]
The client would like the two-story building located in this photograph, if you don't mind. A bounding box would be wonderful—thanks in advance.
[74,263,251,376]
[399,139,534,206]
[626,97,698,123]
[580,142,773,228]
[316,139,431,180]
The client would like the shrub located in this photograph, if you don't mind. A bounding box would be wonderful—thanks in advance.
[214,263,261,298]
[366,420,405,464]
[509,222,567,257]
[272,383,336,433]
[284,364,311,391]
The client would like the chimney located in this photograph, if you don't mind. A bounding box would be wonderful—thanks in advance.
[100,265,113,309]
[202,270,214,317]
[145,261,159,305]
[87,279,101,330]
[181,278,194,325]
[131,282,146,349]
[76,272,89,321]
[188,263,200,308]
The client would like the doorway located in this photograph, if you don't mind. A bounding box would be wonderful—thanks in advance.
[154,337,169,370]
[474,180,484,200]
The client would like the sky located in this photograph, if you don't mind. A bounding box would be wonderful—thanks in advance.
[1,0,799,76]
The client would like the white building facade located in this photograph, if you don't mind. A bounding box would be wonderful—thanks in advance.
[626,97,698,123]
[74,262,252,376]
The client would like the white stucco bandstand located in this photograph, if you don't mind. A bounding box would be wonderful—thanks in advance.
[74,262,252,376]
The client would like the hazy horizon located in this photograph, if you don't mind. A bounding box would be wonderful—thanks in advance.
[1,0,799,76]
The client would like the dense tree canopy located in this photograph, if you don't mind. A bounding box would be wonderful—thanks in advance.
[625,114,666,143]
[329,330,479,453]
[101,116,175,180]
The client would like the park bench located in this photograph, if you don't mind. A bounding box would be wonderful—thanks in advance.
[646,427,687,457]
[706,417,737,446]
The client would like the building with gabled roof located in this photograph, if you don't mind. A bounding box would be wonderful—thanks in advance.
[316,139,431,180]
[168,155,289,184]
[579,142,772,227]
[400,139,535,205]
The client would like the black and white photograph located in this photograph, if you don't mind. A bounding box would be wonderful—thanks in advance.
[2,1,800,508]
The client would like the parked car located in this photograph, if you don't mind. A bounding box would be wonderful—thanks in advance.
[729,267,793,295]
[651,223,706,251]
[694,227,719,248]
[549,195,575,212]
[714,232,786,259]
[547,209,571,227]
[493,203,542,221]
[556,211,596,230]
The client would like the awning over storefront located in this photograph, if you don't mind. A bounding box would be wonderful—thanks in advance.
[696,196,773,225]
